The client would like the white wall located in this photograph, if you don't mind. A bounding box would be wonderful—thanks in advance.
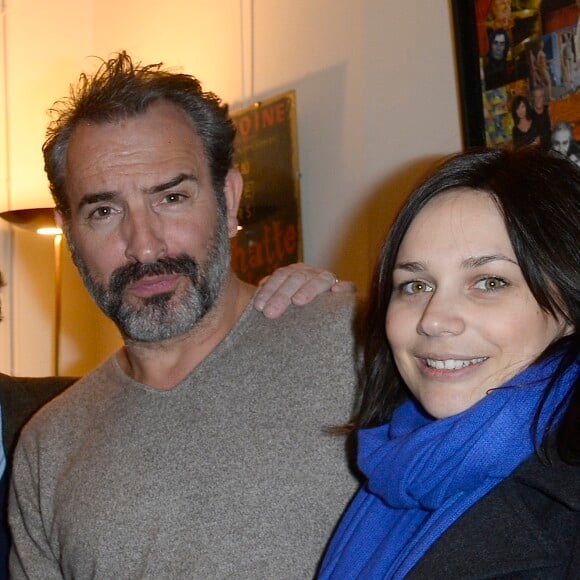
[1,0,462,376]
[93,0,462,285]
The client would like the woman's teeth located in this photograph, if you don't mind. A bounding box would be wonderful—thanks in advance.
[425,357,486,370]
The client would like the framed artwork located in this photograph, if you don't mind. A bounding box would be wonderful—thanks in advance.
[452,0,580,165]
[230,91,303,285]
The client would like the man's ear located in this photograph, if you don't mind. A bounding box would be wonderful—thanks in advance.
[54,209,65,230]
[223,168,244,238]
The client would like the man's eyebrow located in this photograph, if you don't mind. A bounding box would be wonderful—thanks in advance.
[145,173,197,194]
[76,173,198,212]
[77,192,116,212]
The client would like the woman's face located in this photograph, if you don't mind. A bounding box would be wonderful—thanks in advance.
[386,188,570,419]
[516,101,527,119]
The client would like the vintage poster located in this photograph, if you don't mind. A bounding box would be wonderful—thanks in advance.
[230,91,302,285]
[454,0,580,163]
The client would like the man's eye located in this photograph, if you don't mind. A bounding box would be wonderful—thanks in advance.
[474,276,508,291]
[163,193,185,203]
[88,206,115,219]
[400,280,433,295]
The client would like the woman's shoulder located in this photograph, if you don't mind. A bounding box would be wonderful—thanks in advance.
[408,450,580,579]
[512,444,580,511]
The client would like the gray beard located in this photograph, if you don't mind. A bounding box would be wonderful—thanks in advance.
[66,212,230,343]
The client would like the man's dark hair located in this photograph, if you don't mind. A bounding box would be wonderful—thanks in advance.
[488,28,509,61]
[43,51,236,219]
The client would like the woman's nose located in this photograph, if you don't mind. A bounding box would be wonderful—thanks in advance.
[417,291,465,337]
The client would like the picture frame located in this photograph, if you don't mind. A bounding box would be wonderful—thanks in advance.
[229,91,303,286]
[452,0,580,160]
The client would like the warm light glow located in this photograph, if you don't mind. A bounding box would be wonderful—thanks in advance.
[37,227,63,236]
[237,225,243,231]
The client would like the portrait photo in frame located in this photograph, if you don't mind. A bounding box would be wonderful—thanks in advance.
[452,0,580,165]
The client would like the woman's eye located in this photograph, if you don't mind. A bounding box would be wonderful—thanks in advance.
[401,280,433,295]
[474,277,508,291]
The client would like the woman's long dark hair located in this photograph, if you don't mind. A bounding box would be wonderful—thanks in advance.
[510,94,533,124]
[358,147,579,461]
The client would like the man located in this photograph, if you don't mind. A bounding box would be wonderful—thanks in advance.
[484,29,511,89]
[530,85,551,149]
[551,121,580,167]
[0,274,75,579]
[9,53,359,578]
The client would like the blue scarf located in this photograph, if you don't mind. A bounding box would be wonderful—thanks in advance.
[319,354,578,579]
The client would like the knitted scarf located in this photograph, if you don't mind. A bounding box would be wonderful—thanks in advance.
[319,353,578,579]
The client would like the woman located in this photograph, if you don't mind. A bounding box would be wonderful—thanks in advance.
[317,147,579,579]
[511,95,540,148]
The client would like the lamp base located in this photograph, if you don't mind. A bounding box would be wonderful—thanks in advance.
[0,206,63,374]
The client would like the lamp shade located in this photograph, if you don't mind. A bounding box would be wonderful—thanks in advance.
[0,207,59,234]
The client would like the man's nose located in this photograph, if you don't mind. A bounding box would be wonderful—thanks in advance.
[123,210,168,264]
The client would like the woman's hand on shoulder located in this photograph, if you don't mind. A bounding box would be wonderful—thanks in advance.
[254,263,356,319]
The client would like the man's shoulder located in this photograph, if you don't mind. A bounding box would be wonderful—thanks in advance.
[248,292,360,346]
[249,293,361,372]
[18,357,118,441]
[270,292,358,325]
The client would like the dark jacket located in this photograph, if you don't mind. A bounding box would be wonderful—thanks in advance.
[0,373,77,461]
[0,373,76,579]
[408,448,580,579]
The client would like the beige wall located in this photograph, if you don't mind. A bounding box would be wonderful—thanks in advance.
[0,0,100,376]
[0,0,462,376]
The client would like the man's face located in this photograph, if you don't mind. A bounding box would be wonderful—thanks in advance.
[59,101,240,342]
[532,88,545,111]
[552,129,571,156]
[491,33,507,61]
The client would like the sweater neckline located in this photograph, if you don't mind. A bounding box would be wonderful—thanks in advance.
[106,292,259,394]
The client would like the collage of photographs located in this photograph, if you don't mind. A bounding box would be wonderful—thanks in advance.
[478,0,580,162]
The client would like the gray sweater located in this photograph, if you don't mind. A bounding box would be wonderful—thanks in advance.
[9,293,360,579]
